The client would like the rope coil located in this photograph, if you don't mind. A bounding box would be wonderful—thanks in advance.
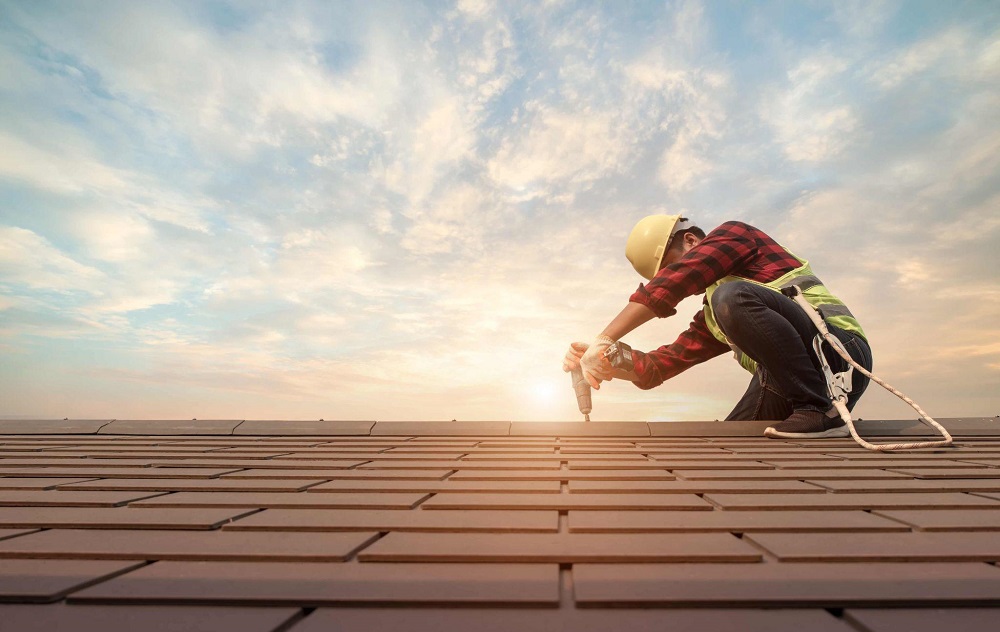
[786,288,953,451]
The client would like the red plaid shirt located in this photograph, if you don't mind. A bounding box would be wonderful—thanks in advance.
[628,221,803,389]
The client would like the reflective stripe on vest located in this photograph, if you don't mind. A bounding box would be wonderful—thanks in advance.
[780,275,823,292]
[703,254,866,375]
[818,303,855,319]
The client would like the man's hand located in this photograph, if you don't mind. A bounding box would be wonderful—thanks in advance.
[563,341,613,388]
[579,337,614,389]
[563,342,588,373]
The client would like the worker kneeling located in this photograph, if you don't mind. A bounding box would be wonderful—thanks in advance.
[563,216,873,439]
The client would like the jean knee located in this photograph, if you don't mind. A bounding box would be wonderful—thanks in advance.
[711,282,754,331]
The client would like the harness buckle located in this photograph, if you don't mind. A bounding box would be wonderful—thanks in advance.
[812,334,853,403]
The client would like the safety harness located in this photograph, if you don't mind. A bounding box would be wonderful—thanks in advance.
[782,286,953,451]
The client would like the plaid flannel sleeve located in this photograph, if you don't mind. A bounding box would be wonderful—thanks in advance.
[629,305,731,390]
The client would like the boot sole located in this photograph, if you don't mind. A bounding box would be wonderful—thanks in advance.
[764,425,850,440]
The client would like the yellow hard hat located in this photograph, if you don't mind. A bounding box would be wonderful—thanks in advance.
[625,214,691,280]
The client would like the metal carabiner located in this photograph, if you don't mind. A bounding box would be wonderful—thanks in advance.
[812,333,853,403]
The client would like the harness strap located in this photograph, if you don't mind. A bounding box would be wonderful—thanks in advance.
[782,286,953,451]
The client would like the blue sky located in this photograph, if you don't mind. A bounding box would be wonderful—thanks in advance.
[1,0,998,422]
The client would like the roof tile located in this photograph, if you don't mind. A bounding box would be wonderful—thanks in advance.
[648,421,772,436]
[567,510,907,533]
[763,459,983,469]
[0,490,168,507]
[0,507,258,530]
[358,532,761,563]
[0,420,111,434]
[745,531,1000,562]
[448,469,675,480]
[306,479,561,493]
[371,421,510,436]
[873,508,1000,531]
[71,560,560,605]
[98,420,243,435]
[610,459,773,470]
[672,468,910,480]
[885,467,1000,479]
[54,478,323,492]
[289,607,854,632]
[222,508,559,533]
[509,421,650,436]
[0,478,99,490]
[0,467,243,479]
[359,459,562,470]
[0,603,300,631]
[567,479,824,494]
[0,528,380,562]
[147,459,368,469]
[703,491,1000,510]
[0,528,38,541]
[807,478,1000,493]
[0,560,146,603]
[128,491,429,509]
[844,608,1000,632]
[221,468,453,480]
[573,561,1000,606]
[234,420,375,436]
[420,492,712,511]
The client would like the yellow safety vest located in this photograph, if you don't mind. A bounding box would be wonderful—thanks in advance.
[702,255,866,374]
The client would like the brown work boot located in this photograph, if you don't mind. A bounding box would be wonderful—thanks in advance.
[764,409,849,439]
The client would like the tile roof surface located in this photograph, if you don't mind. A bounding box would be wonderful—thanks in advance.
[1,417,999,631]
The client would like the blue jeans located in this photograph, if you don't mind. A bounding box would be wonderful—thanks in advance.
[710,282,873,422]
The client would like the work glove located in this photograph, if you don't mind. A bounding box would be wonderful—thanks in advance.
[562,342,588,373]
[563,341,610,389]
[579,336,615,389]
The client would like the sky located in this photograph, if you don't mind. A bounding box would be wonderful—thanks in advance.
[1,0,998,423]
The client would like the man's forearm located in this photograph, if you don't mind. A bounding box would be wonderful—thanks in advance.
[601,302,657,341]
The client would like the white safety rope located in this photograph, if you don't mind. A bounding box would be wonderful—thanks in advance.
[784,287,953,451]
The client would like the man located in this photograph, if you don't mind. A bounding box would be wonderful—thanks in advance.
[563,215,872,439]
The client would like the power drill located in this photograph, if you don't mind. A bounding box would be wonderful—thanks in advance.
[570,341,634,422]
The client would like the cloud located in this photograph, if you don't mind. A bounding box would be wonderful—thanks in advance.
[0,132,130,195]
[761,54,859,162]
[0,226,104,292]
[385,96,479,205]
[4,2,411,157]
[487,105,632,192]
[868,27,971,90]
[71,210,154,263]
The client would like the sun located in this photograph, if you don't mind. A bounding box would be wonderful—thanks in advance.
[531,380,560,406]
